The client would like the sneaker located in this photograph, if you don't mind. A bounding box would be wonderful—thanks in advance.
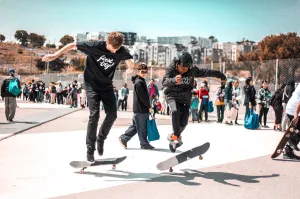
[168,134,183,152]
[283,146,300,160]
[97,139,104,156]
[288,138,300,151]
[118,137,128,149]
[87,147,95,163]
[263,125,270,128]
[235,122,240,125]
[141,144,155,150]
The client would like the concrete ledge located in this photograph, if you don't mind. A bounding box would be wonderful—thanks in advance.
[0,108,81,142]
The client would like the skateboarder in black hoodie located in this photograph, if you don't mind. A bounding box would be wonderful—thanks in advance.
[119,63,154,149]
[42,32,134,163]
[162,52,227,152]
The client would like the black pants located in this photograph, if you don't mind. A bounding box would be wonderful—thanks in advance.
[259,107,269,126]
[169,101,189,137]
[216,105,225,122]
[199,103,208,121]
[56,93,63,104]
[274,109,283,124]
[120,113,149,146]
[86,89,117,149]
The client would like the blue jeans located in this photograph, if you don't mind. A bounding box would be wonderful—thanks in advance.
[120,113,149,146]
[191,109,200,121]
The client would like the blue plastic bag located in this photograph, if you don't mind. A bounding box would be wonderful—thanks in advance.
[208,101,214,113]
[244,109,260,130]
[147,115,160,142]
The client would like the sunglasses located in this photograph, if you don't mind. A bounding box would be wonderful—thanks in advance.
[139,70,148,74]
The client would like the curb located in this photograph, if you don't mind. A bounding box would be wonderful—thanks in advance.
[0,109,81,142]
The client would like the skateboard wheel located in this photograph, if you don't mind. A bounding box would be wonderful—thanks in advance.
[112,164,116,170]
[169,167,173,172]
[199,156,203,160]
[277,149,282,154]
[290,128,294,132]
[80,169,85,174]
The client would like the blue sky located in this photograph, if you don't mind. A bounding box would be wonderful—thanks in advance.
[1,0,300,45]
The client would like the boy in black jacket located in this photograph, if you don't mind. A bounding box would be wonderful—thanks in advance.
[162,52,227,152]
[119,63,154,149]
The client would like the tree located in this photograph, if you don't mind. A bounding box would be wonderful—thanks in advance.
[60,35,74,46]
[208,36,218,43]
[28,33,46,48]
[14,30,29,46]
[36,57,66,71]
[46,44,56,48]
[0,34,5,42]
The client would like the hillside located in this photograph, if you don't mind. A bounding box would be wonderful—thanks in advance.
[0,42,85,75]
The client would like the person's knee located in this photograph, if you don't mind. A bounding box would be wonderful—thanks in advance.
[106,111,117,121]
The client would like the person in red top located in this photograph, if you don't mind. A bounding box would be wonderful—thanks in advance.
[198,83,209,121]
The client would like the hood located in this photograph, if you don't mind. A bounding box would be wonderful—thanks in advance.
[286,79,295,89]
[131,75,145,84]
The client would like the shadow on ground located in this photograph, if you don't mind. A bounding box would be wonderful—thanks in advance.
[74,169,279,187]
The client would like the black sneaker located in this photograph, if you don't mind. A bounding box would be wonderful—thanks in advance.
[119,137,128,149]
[283,151,300,160]
[87,147,95,163]
[141,144,155,150]
[235,122,240,125]
[97,139,104,156]
[288,139,300,151]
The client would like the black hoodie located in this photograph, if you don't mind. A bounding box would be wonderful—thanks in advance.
[132,75,151,113]
[283,79,295,103]
[162,63,226,105]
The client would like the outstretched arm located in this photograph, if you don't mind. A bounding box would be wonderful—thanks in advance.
[42,43,77,62]
[190,67,227,81]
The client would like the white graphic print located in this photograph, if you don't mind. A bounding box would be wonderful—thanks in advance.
[181,77,192,85]
[97,55,115,70]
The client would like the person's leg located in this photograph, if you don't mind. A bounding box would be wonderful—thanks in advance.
[169,101,181,135]
[235,110,239,124]
[204,103,208,121]
[4,97,9,121]
[178,103,190,136]
[245,104,250,120]
[199,104,204,121]
[119,117,137,148]
[191,109,196,121]
[259,106,264,125]
[216,105,221,122]
[8,97,16,121]
[85,90,101,161]
[135,113,153,148]
[124,96,128,111]
[221,105,225,122]
[264,108,269,127]
[97,90,117,155]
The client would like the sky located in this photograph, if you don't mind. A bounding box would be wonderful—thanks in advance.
[1,0,300,45]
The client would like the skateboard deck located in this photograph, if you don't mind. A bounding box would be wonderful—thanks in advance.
[157,142,210,172]
[70,156,127,173]
[271,121,299,159]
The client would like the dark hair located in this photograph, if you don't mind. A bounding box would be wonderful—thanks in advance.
[192,91,197,95]
[245,77,252,85]
[261,80,268,88]
[138,63,148,70]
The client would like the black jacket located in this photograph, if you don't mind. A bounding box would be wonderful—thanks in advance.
[282,79,295,103]
[270,89,283,111]
[1,76,21,98]
[243,85,256,106]
[132,75,151,113]
[162,63,226,105]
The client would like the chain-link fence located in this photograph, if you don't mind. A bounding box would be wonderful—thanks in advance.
[1,58,299,91]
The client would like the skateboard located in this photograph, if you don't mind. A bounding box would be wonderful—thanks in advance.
[70,156,127,173]
[157,142,210,172]
[271,121,299,159]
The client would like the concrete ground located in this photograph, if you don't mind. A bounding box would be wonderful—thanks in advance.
[0,102,299,199]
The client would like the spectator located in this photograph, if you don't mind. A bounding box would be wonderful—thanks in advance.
[257,80,272,128]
